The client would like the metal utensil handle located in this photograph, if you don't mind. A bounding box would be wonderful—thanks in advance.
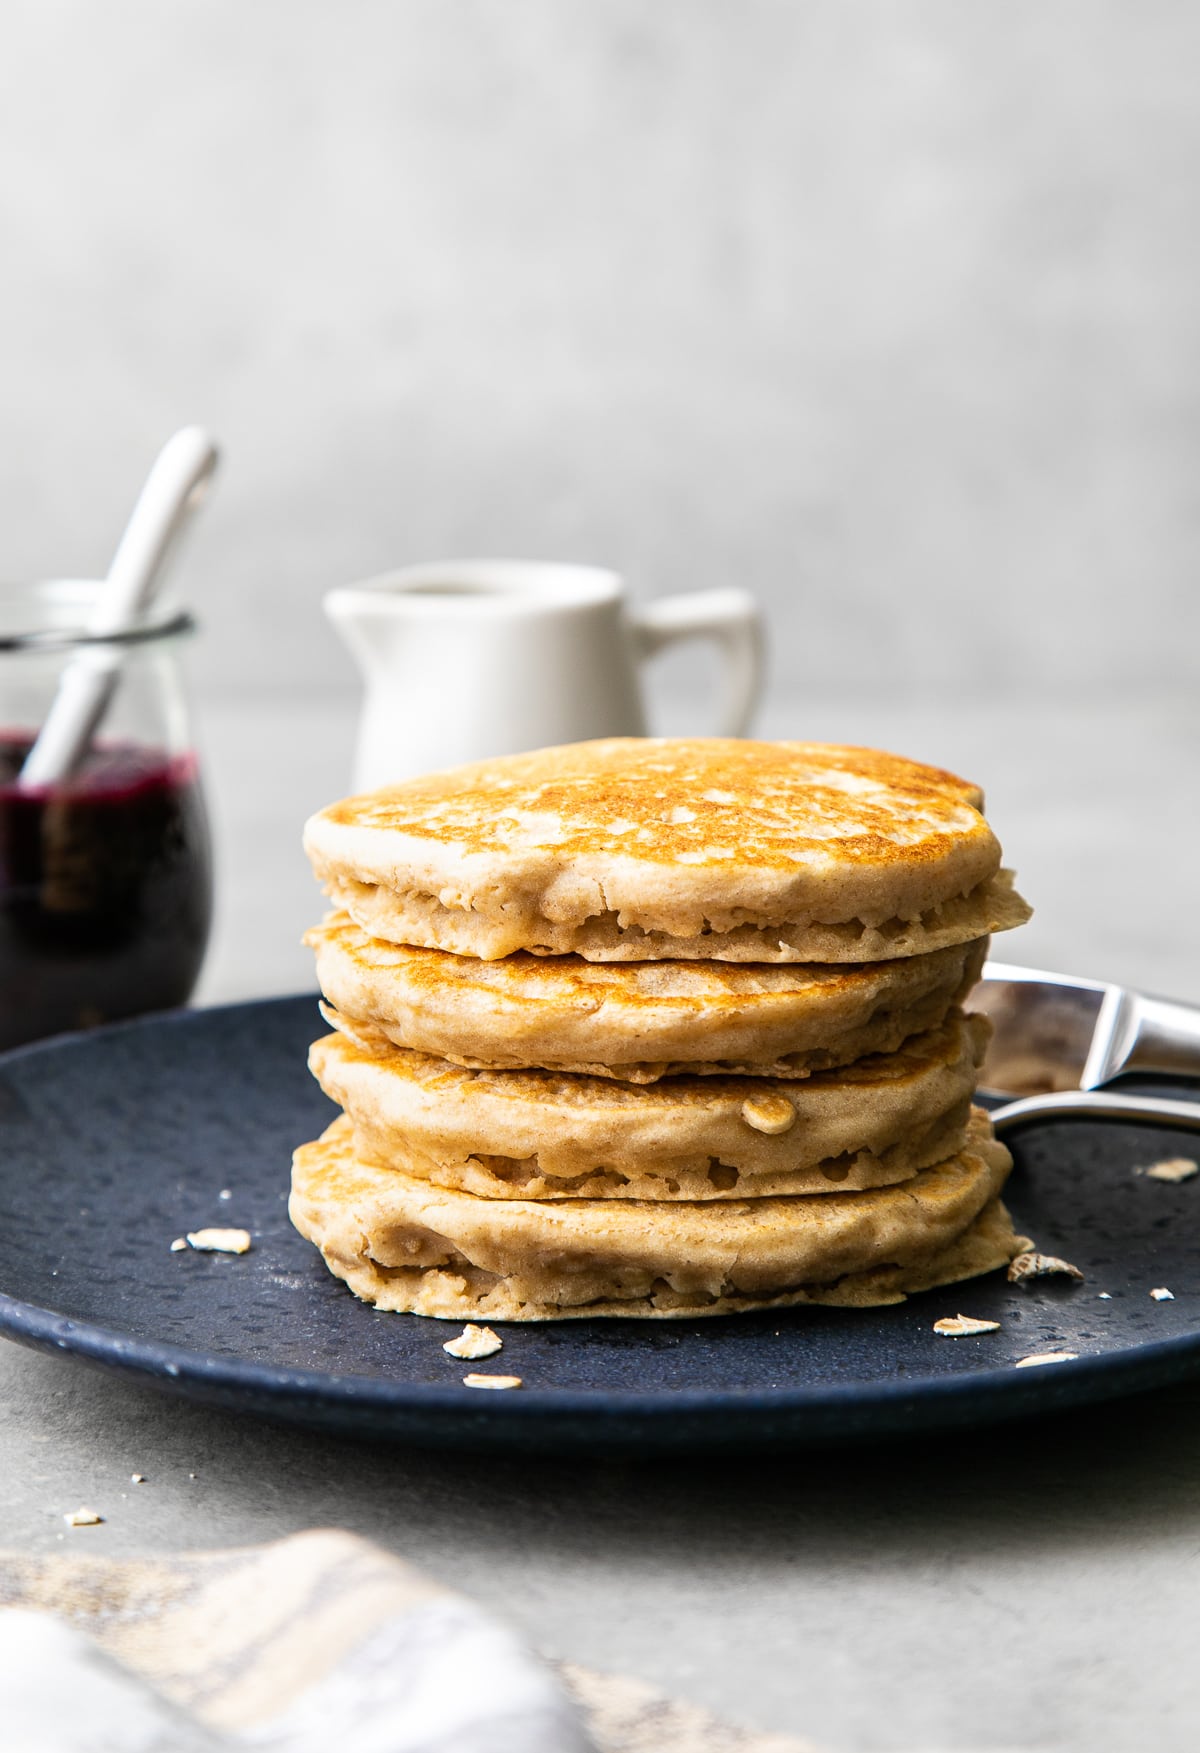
[991,1089,1200,1137]
[1083,989,1200,1089]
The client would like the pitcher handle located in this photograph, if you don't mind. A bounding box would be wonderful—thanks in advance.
[628,589,764,736]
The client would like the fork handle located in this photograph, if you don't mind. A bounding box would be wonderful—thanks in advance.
[1083,990,1200,1089]
[991,1089,1200,1137]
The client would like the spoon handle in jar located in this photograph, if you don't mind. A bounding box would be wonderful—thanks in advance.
[18,429,218,789]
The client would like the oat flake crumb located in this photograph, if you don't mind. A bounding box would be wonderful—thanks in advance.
[169,1237,187,1252]
[1144,1158,1199,1183]
[130,1474,145,1485]
[1151,1287,1175,1302]
[1015,1351,1078,1368]
[933,1314,1001,1337]
[1008,1252,1084,1284]
[64,1507,104,1528]
[741,1092,796,1135]
[1098,1292,1113,1300]
[443,1324,503,1360]
[462,1373,522,1391]
[186,1228,252,1255]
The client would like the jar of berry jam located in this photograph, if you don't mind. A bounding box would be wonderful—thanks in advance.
[0,580,213,1050]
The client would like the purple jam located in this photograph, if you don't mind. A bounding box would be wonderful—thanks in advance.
[0,734,213,1050]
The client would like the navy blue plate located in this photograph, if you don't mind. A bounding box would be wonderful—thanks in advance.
[0,996,1198,1449]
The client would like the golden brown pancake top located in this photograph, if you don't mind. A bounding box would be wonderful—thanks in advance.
[304,740,1012,960]
[312,738,990,873]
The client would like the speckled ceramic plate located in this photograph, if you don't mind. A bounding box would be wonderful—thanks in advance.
[1,996,1199,1449]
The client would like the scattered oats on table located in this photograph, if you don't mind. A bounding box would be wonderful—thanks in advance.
[1143,1158,1199,1183]
[63,1507,103,1528]
[462,1373,522,1391]
[933,1314,1001,1337]
[1150,1287,1175,1302]
[130,1474,145,1485]
[442,1324,503,1361]
[1015,1351,1078,1368]
[1008,1251,1084,1284]
[169,1237,187,1252]
[185,1228,252,1255]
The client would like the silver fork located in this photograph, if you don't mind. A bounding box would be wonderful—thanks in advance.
[991,1088,1200,1137]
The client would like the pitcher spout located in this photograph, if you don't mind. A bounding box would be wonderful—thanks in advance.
[323,587,404,680]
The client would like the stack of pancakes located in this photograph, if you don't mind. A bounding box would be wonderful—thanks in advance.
[292,739,1032,1321]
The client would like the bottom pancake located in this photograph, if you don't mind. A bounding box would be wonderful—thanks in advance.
[289,1109,1026,1321]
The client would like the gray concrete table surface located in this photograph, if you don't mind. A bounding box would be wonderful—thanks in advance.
[3,686,1200,1753]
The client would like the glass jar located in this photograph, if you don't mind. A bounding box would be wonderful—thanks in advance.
[0,580,213,1051]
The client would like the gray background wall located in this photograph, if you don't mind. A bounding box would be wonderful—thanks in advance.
[0,0,1196,998]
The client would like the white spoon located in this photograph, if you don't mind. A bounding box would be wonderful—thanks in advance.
[18,427,219,789]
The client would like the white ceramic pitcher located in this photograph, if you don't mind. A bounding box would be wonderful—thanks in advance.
[325,560,764,792]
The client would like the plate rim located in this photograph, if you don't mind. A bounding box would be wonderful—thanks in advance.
[4,994,1200,1448]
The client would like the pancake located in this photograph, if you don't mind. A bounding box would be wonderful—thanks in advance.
[288,1108,1023,1319]
[306,914,989,1081]
[303,738,1031,963]
[307,1011,989,1200]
